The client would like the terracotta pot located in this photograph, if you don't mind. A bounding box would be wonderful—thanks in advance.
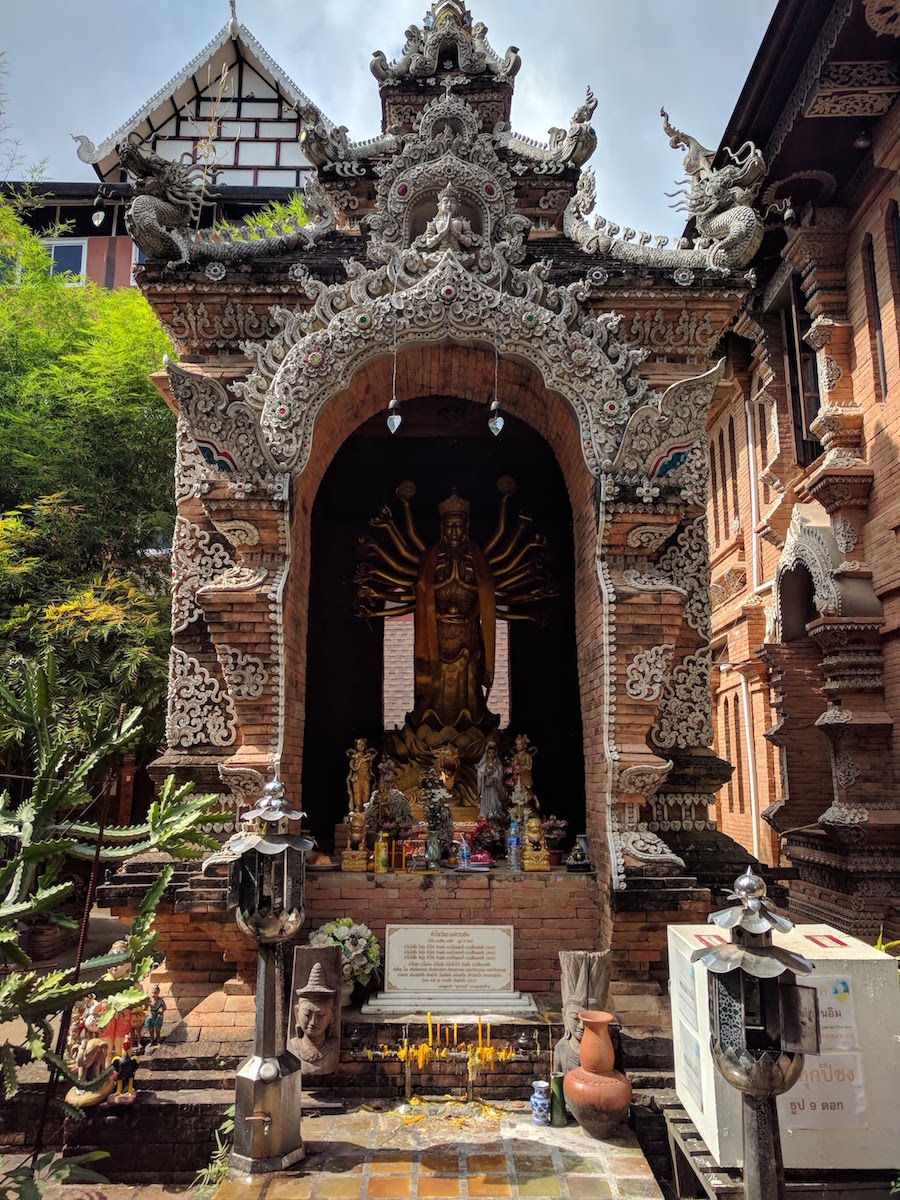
[577,1010,616,1073]
[563,1066,632,1139]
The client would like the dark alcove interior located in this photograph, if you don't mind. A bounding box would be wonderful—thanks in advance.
[300,395,585,849]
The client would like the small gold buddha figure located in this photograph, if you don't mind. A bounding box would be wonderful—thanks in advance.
[523,816,550,871]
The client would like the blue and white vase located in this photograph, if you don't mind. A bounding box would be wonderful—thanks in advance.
[530,1079,551,1126]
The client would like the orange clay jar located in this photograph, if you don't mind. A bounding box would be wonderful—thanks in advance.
[562,1010,632,1139]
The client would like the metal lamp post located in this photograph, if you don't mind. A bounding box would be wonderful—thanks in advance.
[691,866,820,1200]
[228,777,314,1174]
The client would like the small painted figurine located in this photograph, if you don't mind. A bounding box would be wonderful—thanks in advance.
[346,738,377,813]
[477,742,506,821]
[109,1036,139,1104]
[144,985,167,1046]
[511,734,537,794]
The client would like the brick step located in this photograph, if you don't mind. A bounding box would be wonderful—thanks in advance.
[609,980,664,996]
[618,873,699,890]
[632,1085,680,1110]
[147,1042,248,1070]
[619,1026,674,1070]
[63,1086,233,1184]
[137,1068,235,1092]
[627,1069,676,1091]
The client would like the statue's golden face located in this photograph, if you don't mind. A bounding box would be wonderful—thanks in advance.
[441,514,468,548]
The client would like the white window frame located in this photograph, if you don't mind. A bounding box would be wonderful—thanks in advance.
[130,240,147,286]
[42,238,87,286]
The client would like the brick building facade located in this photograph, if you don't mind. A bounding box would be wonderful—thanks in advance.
[704,0,900,940]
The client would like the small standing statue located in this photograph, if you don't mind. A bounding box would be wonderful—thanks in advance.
[342,809,369,872]
[511,734,539,808]
[365,757,413,834]
[88,939,139,1058]
[477,742,506,821]
[108,1036,139,1104]
[143,984,166,1047]
[347,738,377,813]
[434,743,461,798]
[508,777,533,827]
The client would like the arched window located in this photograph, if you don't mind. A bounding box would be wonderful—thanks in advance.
[863,233,888,401]
[733,695,745,816]
[756,403,770,506]
[709,441,720,546]
[717,428,729,541]
[728,416,740,529]
[723,695,733,813]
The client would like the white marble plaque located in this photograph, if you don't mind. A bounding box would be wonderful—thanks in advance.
[384,924,514,993]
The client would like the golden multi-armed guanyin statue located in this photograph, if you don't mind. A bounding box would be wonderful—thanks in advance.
[354,478,556,805]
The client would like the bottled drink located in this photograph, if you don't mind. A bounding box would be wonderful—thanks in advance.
[458,833,471,870]
[507,821,522,873]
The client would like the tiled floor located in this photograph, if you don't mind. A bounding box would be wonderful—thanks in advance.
[40,1101,662,1200]
[216,1101,662,1200]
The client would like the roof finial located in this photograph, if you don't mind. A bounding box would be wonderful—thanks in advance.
[228,0,238,37]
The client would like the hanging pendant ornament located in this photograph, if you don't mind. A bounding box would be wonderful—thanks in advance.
[488,399,504,437]
[387,293,402,434]
[488,278,503,436]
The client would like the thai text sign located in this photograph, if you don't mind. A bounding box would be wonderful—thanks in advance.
[384,924,514,992]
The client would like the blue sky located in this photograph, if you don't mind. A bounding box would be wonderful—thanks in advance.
[1,0,777,236]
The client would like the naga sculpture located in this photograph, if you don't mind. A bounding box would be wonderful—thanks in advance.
[564,109,779,274]
[660,108,767,270]
[120,140,335,268]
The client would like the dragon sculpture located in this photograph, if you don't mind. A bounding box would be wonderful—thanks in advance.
[564,109,779,273]
[119,139,335,268]
[660,107,768,270]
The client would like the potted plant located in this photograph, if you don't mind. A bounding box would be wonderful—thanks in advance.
[541,816,568,866]
[308,918,381,1004]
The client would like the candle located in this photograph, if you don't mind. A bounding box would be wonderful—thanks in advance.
[402,844,407,871]
[453,1022,458,1046]
[445,1027,449,1047]
[436,1020,441,1045]
[487,1022,491,1047]
[427,1012,433,1046]
[477,1018,483,1049]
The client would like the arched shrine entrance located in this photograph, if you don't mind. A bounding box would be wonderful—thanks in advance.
[300,375,585,851]
[108,0,783,1020]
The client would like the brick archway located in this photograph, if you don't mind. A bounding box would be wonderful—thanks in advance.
[281,340,612,885]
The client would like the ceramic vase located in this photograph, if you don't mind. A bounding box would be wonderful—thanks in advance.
[563,1010,631,1139]
[530,1079,551,1126]
[425,830,441,870]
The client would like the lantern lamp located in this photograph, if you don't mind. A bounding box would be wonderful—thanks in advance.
[228,777,314,1174]
[692,866,820,1200]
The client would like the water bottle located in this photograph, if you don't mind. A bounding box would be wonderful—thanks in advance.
[507,821,522,873]
[458,833,471,870]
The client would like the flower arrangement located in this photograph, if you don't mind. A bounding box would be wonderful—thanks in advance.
[419,769,450,833]
[379,816,412,840]
[308,918,381,986]
[470,817,506,855]
[540,816,568,843]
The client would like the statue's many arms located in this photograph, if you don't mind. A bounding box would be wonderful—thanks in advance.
[354,478,557,801]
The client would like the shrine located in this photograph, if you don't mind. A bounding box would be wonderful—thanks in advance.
[90,0,794,1180]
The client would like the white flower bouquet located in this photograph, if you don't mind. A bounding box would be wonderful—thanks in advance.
[308,917,381,986]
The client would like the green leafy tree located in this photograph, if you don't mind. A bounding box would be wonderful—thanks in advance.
[0,654,222,1098]
[0,198,176,766]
